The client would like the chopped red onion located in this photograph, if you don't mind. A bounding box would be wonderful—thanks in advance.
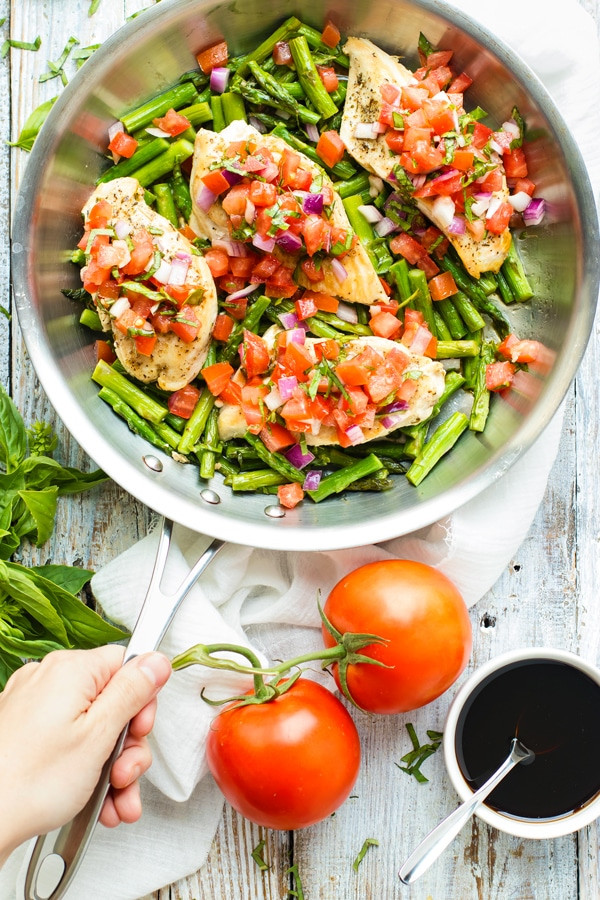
[429,168,460,188]
[344,424,365,445]
[305,123,320,143]
[369,174,384,196]
[502,119,520,141]
[276,231,303,253]
[284,443,315,469]
[523,197,546,226]
[114,219,131,239]
[508,191,532,213]
[471,196,491,218]
[485,196,503,220]
[432,195,456,228]
[210,66,230,93]
[226,283,260,302]
[153,258,172,284]
[303,193,324,215]
[108,121,125,163]
[252,233,276,253]
[331,258,348,283]
[410,325,433,355]
[110,297,131,319]
[382,399,409,413]
[336,300,358,323]
[196,185,217,212]
[447,215,466,235]
[381,414,403,429]
[303,470,322,491]
[175,251,191,261]
[248,115,267,134]
[278,311,299,329]
[358,204,383,224]
[489,139,503,155]
[353,122,382,140]
[145,126,172,138]
[243,156,267,173]
[287,327,306,345]
[409,173,426,190]
[374,216,397,237]
[264,386,284,411]
[245,198,256,225]
[278,375,298,401]
[473,191,493,201]
[213,238,249,258]
[223,168,243,186]
[262,161,280,183]
[168,255,191,286]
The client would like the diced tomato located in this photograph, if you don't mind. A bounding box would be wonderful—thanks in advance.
[485,361,516,391]
[229,255,256,278]
[480,169,504,193]
[300,258,324,283]
[282,342,314,381]
[405,308,425,327]
[335,361,369,386]
[249,180,278,207]
[341,386,369,417]
[87,200,113,229]
[384,129,404,154]
[498,334,544,364]
[448,71,473,93]
[497,333,520,359]
[225,296,248,320]
[503,147,528,178]
[451,148,475,171]
[212,313,234,341]
[396,377,419,402]
[278,482,305,509]
[151,312,172,334]
[241,383,269,432]
[250,254,279,281]
[295,296,318,320]
[204,248,230,277]
[164,283,191,306]
[380,82,402,104]
[203,361,235,395]
[202,169,231,196]
[428,271,458,301]
[371,299,400,316]
[134,333,157,356]
[316,130,345,169]
[314,339,340,362]
[113,307,142,335]
[222,183,251,215]
[273,40,293,66]
[94,339,116,364]
[260,422,295,453]
[369,311,402,339]
[318,65,339,93]
[416,254,440,279]
[95,241,124,269]
[82,260,113,293]
[197,40,228,73]
[265,266,297,298]
[513,177,535,196]
[400,140,444,174]
[170,306,200,343]
[240,330,270,378]
[379,102,401,128]
[422,99,456,135]
[321,20,341,48]
[168,384,201,419]
[302,290,338,313]
[219,379,243,406]
[379,277,392,297]
[129,296,154,320]
[389,232,426,264]
[426,49,454,68]
[121,229,154,275]
[486,201,513,235]
[96,280,120,303]
[219,274,247,295]
[401,85,429,111]
[414,171,462,198]
[302,215,330,257]
[280,149,302,187]
[471,122,493,149]
[179,224,197,241]
[365,360,404,403]
[108,131,138,158]
[153,108,191,137]
[424,65,453,92]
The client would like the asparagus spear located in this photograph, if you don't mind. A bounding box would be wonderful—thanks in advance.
[405,411,469,486]
[199,407,220,478]
[343,194,393,274]
[451,291,485,332]
[435,340,480,359]
[407,269,437,337]
[235,16,303,78]
[388,258,412,303]
[433,310,452,341]
[121,83,198,133]
[210,95,225,132]
[439,254,510,337]
[218,295,272,363]
[154,183,178,227]
[170,161,192,221]
[221,91,247,125]
[79,309,102,331]
[92,361,167,424]
[295,22,349,68]
[271,123,356,180]
[244,433,305,484]
[495,268,514,305]
[501,238,534,302]
[334,172,371,199]
[130,139,195,187]
[436,298,467,339]
[177,388,215,455]
[96,137,169,184]
[478,272,498,295]
[178,101,213,128]
[230,469,287,490]
[469,341,496,433]
[288,36,339,120]
[152,419,185,450]
[306,454,384,502]
[97,387,170,452]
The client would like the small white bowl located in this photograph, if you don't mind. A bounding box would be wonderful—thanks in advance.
[443,647,600,839]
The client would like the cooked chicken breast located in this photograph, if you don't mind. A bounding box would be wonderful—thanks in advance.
[340,37,511,277]
[82,177,218,391]
[190,120,388,305]
[217,335,445,445]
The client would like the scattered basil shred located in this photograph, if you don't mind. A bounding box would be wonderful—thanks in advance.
[352,837,379,872]
[8,96,57,151]
[287,864,304,900]
[1,35,41,59]
[251,839,270,872]
[396,723,443,783]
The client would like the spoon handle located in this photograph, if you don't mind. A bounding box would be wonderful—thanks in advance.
[399,751,521,884]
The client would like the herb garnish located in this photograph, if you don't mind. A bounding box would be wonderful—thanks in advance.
[396,723,443,783]
[286,864,304,900]
[352,837,379,872]
[1,34,41,60]
[39,36,79,86]
[251,839,270,871]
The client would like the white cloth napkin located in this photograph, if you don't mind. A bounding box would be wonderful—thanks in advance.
[4,1,600,898]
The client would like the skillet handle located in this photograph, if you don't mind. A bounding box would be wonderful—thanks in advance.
[23,518,224,900]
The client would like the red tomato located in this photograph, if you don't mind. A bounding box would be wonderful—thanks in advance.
[170,306,200,343]
[315,130,345,169]
[249,180,278,207]
[197,40,228,73]
[486,201,513,235]
[277,482,305,508]
[168,384,201,419]
[322,560,472,714]
[153,108,191,137]
[121,229,154,276]
[206,678,361,829]
[240,330,270,378]
[107,131,138,159]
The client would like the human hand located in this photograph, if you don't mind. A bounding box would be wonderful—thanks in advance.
[0,646,171,863]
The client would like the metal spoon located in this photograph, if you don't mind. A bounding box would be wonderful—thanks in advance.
[399,737,535,885]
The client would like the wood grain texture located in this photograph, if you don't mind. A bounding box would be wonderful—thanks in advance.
[3,1,599,898]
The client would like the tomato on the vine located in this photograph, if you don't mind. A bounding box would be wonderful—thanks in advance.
[206,678,361,830]
[322,560,472,714]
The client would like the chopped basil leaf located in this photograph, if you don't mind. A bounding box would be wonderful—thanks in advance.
[395,723,443,783]
[251,839,270,872]
[510,105,525,149]
[352,838,379,872]
[1,34,41,59]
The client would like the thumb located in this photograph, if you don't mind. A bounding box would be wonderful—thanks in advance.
[89,652,172,743]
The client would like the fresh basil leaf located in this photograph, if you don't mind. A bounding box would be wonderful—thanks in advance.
[0,528,19,561]
[55,467,108,494]
[18,487,59,545]
[30,564,94,595]
[0,624,64,659]
[1,561,70,643]
[19,455,107,493]
[0,384,27,473]
[8,96,57,152]
[24,568,128,647]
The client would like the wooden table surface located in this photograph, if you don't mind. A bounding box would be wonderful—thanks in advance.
[2,1,599,898]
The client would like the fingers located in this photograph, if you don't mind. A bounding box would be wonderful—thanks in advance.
[128,697,158,740]
[100,782,143,828]
[110,737,152,790]
[88,652,172,750]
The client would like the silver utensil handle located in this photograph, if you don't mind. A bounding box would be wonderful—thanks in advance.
[398,752,520,885]
[24,518,224,900]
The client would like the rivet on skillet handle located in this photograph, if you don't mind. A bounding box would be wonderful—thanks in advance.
[24,517,224,900]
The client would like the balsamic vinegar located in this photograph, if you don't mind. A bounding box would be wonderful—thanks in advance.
[455,660,600,819]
